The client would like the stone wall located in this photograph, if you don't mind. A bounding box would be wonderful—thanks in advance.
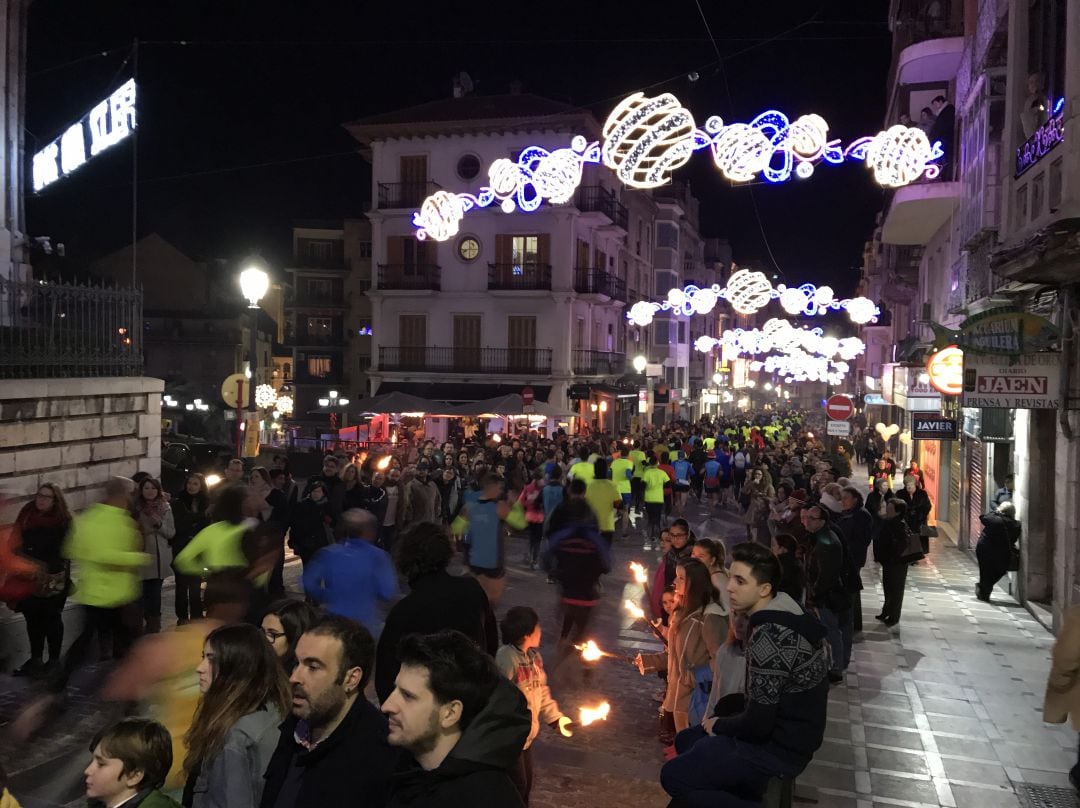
[0,377,164,521]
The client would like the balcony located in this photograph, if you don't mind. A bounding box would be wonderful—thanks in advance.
[576,186,629,230]
[379,346,553,375]
[376,181,441,210]
[887,0,964,92]
[285,332,340,348]
[572,350,626,376]
[488,263,552,291]
[880,180,961,245]
[377,264,441,291]
[574,268,626,301]
[291,291,346,309]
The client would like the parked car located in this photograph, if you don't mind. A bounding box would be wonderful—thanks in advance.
[161,441,234,494]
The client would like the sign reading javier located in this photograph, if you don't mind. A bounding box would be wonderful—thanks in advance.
[962,352,1062,409]
[930,308,1058,356]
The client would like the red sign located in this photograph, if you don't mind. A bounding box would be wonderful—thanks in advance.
[825,394,854,420]
[522,386,534,406]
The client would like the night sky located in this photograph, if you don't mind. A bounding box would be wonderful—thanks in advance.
[26,1,891,294]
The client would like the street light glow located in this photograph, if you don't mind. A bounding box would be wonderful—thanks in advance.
[712,372,724,384]
[632,355,647,373]
[239,263,270,309]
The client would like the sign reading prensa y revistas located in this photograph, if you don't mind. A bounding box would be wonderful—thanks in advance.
[962,352,1062,409]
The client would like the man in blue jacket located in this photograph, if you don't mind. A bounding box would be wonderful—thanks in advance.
[303,508,398,632]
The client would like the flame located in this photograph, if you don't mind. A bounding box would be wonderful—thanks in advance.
[579,701,611,726]
[623,437,630,444]
[623,599,645,620]
[806,431,814,439]
[376,456,391,471]
[574,640,612,662]
[391,431,398,445]
[629,561,648,585]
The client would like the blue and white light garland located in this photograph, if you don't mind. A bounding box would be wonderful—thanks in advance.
[626,271,880,327]
[694,318,866,362]
[413,90,944,241]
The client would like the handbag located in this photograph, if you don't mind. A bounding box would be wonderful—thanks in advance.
[919,525,938,538]
[37,564,69,597]
[898,524,925,564]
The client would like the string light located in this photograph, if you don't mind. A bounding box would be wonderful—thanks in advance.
[722,269,775,315]
[254,384,278,409]
[695,320,866,362]
[411,90,943,239]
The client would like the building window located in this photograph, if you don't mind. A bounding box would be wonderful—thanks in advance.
[457,236,481,262]
[657,222,678,249]
[307,356,331,378]
[303,278,333,299]
[511,235,539,275]
[677,321,686,344]
[1031,172,1045,219]
[1049,157,1063,210]
[457,154,481,181]
[307,317,332,339]
[358,242,372,258]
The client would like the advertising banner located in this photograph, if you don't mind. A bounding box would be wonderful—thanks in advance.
[962,352,1061,409]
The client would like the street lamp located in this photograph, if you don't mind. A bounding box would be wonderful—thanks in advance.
[712,372,724,417]
[238,260,270,413]
[633,355,647,373]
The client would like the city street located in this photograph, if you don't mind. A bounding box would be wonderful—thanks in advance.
[2,494,1075,808]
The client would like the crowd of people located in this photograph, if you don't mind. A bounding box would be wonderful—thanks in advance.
[0,407,1030,807]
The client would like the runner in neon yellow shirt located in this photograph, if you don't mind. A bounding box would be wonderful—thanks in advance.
[586,458,622,544]
[610,454,634,534]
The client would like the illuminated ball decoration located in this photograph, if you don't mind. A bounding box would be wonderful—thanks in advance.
[627,300,659,327]
[488,158,520,197]
[275,395,294,416]
[862,126,938,188]
[707,119,772,183]
[254,384,278,409]
[602,92,697,189]
[413,190,468,242]
[723,269,774,315]
[844,296,879,324]
[779,287,808,316]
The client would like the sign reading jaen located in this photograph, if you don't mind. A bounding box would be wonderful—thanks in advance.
[32,78,137,193]
[962,352,1062,410]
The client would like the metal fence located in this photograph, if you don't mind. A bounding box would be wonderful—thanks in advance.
[0,276,143,379]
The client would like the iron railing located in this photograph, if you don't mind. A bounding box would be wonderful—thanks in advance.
[377,181,441,210]
[488,263,552,291]
[377,264,441,291]
[292,291,346,307]
[571,349,626,375]
[574,268,627,301]
[576,186,629,229]
[0,277,143,379]
[379,346,553,374]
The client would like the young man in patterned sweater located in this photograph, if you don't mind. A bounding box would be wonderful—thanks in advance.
[661,542,830,808]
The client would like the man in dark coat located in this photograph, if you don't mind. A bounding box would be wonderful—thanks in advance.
[261,615,397,808]
[836,486,874,638]
[382,630,530,807]
[929,94,957,177]
[374,522,498,703]
[976,501,1021,601]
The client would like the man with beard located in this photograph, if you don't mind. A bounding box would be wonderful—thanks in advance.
[382,630,530,806]
[260,615,397,808]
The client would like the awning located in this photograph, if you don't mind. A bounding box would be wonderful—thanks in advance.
[439,394,578,419]
[373,381,552,404]
[568,381,638,398]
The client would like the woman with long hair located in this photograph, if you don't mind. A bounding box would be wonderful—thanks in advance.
[690,538,730,615]
[184,623,290,808]
[259,598,318,673]
[171,474,211,624]
[12,482,73,676]
[136,477,176,633]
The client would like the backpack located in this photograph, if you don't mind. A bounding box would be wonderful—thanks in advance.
[733,451,748,470]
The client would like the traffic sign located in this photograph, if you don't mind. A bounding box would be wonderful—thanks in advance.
[825,394,854,420]
[522,386,534,406]
[221,373,249,408]
[826,420,852,437]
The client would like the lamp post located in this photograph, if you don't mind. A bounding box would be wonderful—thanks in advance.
[712,372,723,418]
[239,261,270,412]
[318,389,351,432]
[633,355,648,430]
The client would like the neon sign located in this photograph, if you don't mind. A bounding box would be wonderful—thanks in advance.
[32,79,137,193]
[412,90,944,241]
[1015,99,1065,177]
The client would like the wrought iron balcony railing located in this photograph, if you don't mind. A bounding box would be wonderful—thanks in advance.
[379,346,553,375]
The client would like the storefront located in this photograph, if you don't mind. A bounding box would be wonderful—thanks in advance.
[889,364,942,470]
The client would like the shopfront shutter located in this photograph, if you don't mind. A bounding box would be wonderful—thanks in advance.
[967,439,985,546]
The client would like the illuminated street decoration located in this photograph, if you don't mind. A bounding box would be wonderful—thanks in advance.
[32,79,137,193]
[254,384,278,409]
[625,274,880,325]
[925,345,963,395]
[413,136,601,240]
[696,319,865,362]
[748,350,850,384]
[412,89,944,240]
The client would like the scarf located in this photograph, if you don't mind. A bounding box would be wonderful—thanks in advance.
[15,503,68,532]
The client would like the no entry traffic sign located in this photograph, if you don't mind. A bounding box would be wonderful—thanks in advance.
[825,394,854,420]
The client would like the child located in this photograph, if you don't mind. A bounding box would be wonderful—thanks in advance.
[495,606,573,804]
[84,717,180,808]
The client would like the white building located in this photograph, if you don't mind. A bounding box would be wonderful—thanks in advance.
[345,90,720,429]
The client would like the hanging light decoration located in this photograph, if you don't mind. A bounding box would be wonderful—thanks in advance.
[275,394,294,416]
[254,384,278,409]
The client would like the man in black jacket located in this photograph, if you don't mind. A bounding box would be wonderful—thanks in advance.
[382,630,530,807]
[374,522,498,703]
[261,614,397,808]
[801,505,848,683]
[662,543,829,807]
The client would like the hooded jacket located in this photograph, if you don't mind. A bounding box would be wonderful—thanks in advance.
[710,592,829,770]
[386,677,530,807]
[495,644,564,749]
[259,696,396,808]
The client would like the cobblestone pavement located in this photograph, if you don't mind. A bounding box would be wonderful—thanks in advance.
[3,495,1076,808]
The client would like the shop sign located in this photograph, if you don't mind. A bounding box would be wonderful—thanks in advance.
[893,366,941,412]
[925,345,963,395]
[930,308,1058,356]
[962,352,1062,409]
[882,363,896,404]
[919,438,940,519]
[912,415,958,440]
[864,393,887,405]
[1016,100,1065,177]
